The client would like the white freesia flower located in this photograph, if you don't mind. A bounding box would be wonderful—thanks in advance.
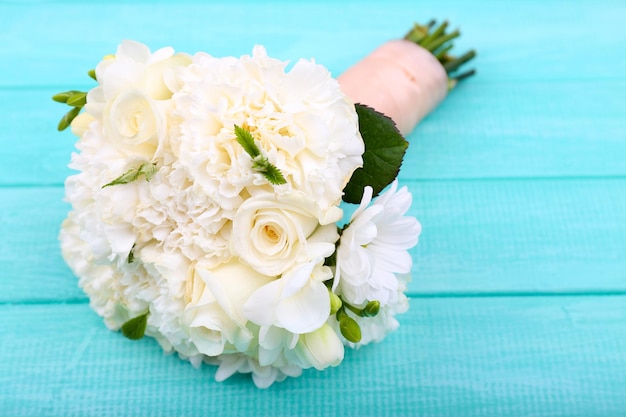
[184,260,274,356]
[243,258,333,334]
[336,180,421,306]
[295,323,344,370]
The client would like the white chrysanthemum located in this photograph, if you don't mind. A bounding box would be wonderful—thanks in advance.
[331,273,411,348]
[172,45,364,221]
[335,180,421,306]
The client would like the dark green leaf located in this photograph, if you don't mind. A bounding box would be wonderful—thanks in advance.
[234,124,260,158]
[121,312,148,340]
[127,244,136,264]
[57,107,81,131]
[342,104,408,203]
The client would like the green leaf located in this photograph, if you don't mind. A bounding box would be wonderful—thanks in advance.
[66,91,87,107]
[234,124,260,158]
[102,163,158,188]
[235,124,287,185]
[127,244,136,264]
[57,107,81,131]
[252,157,287,185]
[138,162,158,182]
[342,104,408,204]
[121,312,148,340]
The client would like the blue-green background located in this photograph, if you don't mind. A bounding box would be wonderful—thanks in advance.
[1,1,626,415]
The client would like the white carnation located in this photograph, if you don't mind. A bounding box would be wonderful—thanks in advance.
[172,45,364,220]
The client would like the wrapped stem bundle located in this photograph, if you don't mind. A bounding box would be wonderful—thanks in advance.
[339,20,476,135]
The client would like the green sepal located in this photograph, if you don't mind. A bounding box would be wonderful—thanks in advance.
[121,312,148,340]
[342,104,408,204]
[52,92,72,103]
[329,291,342,315]
[66,91,87,107]
[102,163,158,188]
[57,107,81,131]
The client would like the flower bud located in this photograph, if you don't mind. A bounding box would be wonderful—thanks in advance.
[362,300,380,317]
[329,291,342,315]
[339,316,362,343]
[297,324,345,370]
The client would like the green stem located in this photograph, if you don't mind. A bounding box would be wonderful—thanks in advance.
[404,19,477,83]
[443,49,477,73]
[418,21,448,49]
[423,30,460,53]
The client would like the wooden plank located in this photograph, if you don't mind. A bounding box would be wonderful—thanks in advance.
[409,177,626,294]
[2,295,626,416]
[2,179,625,303]
[4,80,626,186]
[0,187,83,303]
[0,1,624,87]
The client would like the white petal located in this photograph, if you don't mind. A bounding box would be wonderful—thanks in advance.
[242,279,283,326]
[277,281,329,333]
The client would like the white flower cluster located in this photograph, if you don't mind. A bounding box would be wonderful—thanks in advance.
[60,41,421,388]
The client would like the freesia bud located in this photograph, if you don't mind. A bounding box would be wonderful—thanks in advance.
[339,316,362,343]
[329,291,342,315]
[362,300,380,317]
[297,324,345,370]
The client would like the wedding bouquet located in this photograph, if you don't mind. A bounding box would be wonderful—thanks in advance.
[54,20,474,388]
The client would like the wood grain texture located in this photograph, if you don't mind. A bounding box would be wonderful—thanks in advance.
[1,0,625,87]
[3,178,625,303]
[2,297,626,417]
[1,0,625,414]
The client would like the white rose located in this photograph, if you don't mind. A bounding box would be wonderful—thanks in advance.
[102,90,166,159]
[231,192,339,277]
[295,324,344,370]
[94,40,191,103]
[82,41,192,158]
[183,259,274,356]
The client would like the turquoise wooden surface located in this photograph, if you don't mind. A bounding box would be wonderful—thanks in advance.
[1,0,625,416]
